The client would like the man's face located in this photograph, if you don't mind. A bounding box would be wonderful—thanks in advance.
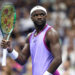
[31,10,47,28]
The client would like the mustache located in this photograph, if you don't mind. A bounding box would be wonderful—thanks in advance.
[36,19,46,22]
[34,20,46,27]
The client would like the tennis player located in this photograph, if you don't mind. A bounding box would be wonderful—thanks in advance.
[1,5,62,75]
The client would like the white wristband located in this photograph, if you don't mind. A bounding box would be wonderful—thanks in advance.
[43,71,53,75]
[9,49,18,60]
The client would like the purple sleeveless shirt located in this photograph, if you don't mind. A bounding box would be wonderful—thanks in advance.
[29,24,60,75]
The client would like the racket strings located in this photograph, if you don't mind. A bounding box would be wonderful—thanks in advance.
[1,5,15,34]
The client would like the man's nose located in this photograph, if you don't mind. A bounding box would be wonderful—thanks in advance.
[37,15,42,19]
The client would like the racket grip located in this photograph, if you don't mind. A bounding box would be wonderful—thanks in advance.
[2,49,8,66]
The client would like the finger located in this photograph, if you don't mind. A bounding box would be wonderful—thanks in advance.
[7,41,10,45]
[1,42,10,47]
[2,39,6,42]
[2,40,9,43]
[2,41,6,43]
[1,41,10,45]
[1,44,5,48]
[1,42,7,45]
[1,43,6,46]
[1,44,7,48]
[2,40,8,44]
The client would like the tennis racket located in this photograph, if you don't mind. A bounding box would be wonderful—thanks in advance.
[0,2,16,66]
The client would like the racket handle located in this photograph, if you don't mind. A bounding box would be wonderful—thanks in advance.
[2,49,8,66]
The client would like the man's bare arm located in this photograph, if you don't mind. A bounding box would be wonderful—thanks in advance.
[1,33,31,65]
[15,34,31,65]
[45,28,62,74]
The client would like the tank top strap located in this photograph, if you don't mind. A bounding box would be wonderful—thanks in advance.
[44,24,52,33]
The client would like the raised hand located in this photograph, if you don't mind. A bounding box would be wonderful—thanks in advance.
[1,39,12,53]
[1,39,10,48]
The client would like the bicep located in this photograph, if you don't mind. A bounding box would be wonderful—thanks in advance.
[50,41,61,57]
[15,34,31,65]
[21,33,31,60]
[22,43,30,60]
[46,29,61,57]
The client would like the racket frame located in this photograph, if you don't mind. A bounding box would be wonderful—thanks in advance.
[0,3,16,66]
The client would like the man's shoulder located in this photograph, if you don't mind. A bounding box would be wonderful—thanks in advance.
[47,27,58,35]
[46,27,59,41]
[27,33,32,37]
[25,33,32,43]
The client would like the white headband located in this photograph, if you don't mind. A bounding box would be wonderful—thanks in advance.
[30,5,47,16]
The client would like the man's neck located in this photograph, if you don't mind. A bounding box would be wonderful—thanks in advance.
[35,24,46,34]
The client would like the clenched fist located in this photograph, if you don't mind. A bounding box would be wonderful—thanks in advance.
[1,39,13,53]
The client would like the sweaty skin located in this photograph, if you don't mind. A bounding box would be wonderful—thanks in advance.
[45,28,62,73]
[1,10,62,74]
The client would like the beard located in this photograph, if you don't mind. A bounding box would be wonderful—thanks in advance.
[33,20,46,29]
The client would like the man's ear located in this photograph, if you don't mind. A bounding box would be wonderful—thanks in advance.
[45,14,47,20]
[31,16,33,21]
[45,14,47,18]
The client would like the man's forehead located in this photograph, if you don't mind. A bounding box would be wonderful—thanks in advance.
[30,5,47,16]
[32,10,46,14]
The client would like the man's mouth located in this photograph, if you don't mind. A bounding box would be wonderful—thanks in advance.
[37,20,43,23]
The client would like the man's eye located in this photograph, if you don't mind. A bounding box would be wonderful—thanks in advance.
[40,13,45,16]
[34,14,38,17]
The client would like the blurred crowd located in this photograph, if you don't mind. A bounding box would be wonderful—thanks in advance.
[0,0,75,75]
